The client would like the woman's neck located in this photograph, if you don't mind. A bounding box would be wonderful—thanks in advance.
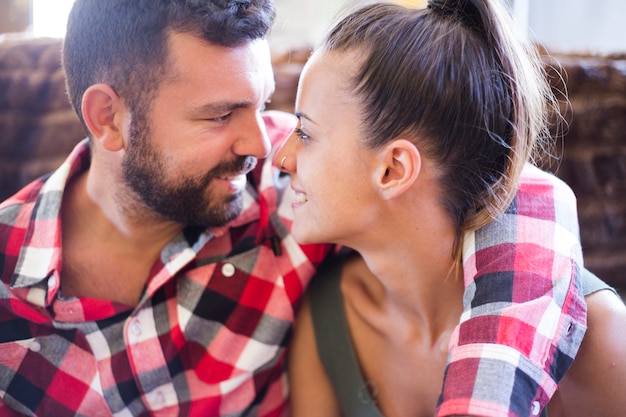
[343,198,465,341]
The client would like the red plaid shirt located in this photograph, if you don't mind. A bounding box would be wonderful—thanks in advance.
[438,165,587,417]
[1,109,586,417]
[0,112,332,416]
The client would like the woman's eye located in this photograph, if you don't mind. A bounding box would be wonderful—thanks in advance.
[294,128,310,142]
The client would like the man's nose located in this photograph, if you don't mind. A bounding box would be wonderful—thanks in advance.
[233,111,272,159]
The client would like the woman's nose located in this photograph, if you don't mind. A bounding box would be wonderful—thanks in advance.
[273,130,297,172]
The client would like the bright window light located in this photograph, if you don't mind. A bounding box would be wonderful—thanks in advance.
[32,0,76,38]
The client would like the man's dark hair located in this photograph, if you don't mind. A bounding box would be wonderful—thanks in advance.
[62,0,275,132]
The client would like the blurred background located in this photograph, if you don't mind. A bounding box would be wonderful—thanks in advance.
[0,0,625,286]
[2,0,626,53]
[273,0,626,54]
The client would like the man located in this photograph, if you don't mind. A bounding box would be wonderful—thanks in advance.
[0,1,330,415]
[0,1,586,417]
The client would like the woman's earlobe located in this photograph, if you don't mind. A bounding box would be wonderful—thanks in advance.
[81,84,126,151]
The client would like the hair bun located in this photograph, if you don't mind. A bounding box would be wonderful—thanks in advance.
[427,0,483,32]
[427,0,458,16]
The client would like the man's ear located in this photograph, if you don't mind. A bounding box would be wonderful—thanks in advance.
[374,139,421,199]
[81,83,127,152]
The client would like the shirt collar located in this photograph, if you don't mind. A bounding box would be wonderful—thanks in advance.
[11,140,90,290]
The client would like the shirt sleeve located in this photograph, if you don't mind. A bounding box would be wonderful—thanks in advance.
[256,362,290,417]
[436,164,587,417]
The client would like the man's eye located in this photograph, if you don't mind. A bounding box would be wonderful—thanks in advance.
[208,113,231,122]
[294,128,310,142]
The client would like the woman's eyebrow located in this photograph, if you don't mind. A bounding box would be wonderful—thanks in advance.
[295,111,318,126]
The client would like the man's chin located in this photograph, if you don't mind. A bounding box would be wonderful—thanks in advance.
[189,199,243,228]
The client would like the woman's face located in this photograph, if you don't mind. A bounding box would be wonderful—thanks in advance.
[273,51,382,246]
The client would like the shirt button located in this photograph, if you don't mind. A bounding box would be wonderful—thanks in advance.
[221,263,236,277]
[155,390,165,408]
[29,340,41,353]
[531,401,541,415]
[48,275,57,289]
[129,318,142,339]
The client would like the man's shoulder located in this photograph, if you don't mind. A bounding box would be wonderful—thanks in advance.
[0,179,44,223]
[0,183,43,283]
[1,140,87,224]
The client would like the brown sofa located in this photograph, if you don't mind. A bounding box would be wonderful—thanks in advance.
[541,51,626,286]
[0,36,86,197]
[0,36,624,286]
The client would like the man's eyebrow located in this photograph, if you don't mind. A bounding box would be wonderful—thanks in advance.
[185,101,252,118]
[191,91,275,116]
[295,111,318,126]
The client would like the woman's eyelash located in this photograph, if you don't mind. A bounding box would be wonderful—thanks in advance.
[294,128,310,141]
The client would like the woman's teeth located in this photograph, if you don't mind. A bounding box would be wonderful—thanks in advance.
[294,192,308,203]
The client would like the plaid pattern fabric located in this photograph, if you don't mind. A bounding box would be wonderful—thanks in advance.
[0,112,332,417]
[437,164,587,417]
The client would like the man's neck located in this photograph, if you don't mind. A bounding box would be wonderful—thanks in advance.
[59,169,183,305]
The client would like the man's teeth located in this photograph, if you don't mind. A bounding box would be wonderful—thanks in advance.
[294,192,308,203]
[221,173,242,180]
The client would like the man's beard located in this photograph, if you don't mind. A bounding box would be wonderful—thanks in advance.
[121,117,256,227]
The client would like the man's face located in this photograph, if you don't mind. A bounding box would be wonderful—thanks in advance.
[122,32,275,227]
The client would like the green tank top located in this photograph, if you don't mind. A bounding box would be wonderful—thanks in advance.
[308,257,615,417]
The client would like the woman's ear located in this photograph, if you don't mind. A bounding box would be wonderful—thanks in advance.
[81,83,127,152]
[374,139,421,199]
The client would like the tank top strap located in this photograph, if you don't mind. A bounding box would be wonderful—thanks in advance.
[308,252,384,417]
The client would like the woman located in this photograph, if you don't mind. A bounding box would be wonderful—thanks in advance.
[274,1,626,416]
